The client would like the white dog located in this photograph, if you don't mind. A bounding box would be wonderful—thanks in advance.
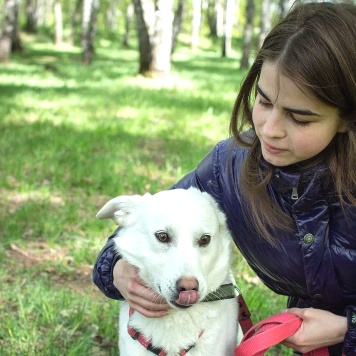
[97,187,239,355]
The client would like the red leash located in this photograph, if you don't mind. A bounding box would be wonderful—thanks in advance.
[235,295,330,356]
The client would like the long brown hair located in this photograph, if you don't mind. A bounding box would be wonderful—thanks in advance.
[229,2,356,244]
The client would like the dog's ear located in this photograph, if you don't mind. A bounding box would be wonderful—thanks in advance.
[96,195,144,225]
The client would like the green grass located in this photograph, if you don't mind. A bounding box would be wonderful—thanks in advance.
[0,33,290,355]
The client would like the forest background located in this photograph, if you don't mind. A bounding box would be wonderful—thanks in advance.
[1,0,351,355]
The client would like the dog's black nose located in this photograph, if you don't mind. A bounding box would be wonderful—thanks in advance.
[176,277,199,292]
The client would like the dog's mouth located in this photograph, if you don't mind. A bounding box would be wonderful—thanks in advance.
[172,290,199,309]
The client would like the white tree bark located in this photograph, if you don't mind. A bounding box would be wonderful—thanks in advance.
[0,0,16,62]
[150,0,174,75]
[54,0,63,46]
[190,0,202,51]
[221,0,236,57]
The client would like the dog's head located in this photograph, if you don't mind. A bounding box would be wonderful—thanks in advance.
[96,188,233,309]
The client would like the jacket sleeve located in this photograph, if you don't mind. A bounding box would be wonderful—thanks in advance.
[92,228,124,300]
[343,305,356,355]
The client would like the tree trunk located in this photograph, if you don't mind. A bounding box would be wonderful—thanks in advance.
[36,0,53,27]
[105,0,119,30]
[279,0,292,19]
[240,0,255,70]
[54,0,63,46]
[149,0,174,76]
[132,0,152,74]
[190,0,202,51]
[0,0,17,62]
[133,0,174,77]
[171,0,184,54]
[25,0,38,33]
[258,0,271,48]
[221,0,235,58]
[69,0,83,46]
[81,0,100,65]
[122,1,134,48]
[207,0,223,38]
[11,0,23,52]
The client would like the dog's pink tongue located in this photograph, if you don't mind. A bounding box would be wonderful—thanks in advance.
[175,290,199,306]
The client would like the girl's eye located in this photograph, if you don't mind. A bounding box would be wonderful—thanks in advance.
[288,112,311,127]
[292,119,311,126]
[198,234,211,247]
[259,99,272,108]
[155,231,171,243]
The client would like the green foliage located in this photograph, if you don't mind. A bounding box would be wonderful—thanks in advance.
[0,34,291,355]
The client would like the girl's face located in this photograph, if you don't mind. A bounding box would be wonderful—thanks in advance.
[252,61,347,167]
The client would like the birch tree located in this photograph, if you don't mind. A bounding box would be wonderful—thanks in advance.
[0,0,18,62]
[240,0,255,69]
[221,0,236,57]
[279,0,292,18]
[258,0,271,48]
[105,0,119,30]
[122,1,134,48]
[171,0,185,53]
[25,0,38,32]
[133,0,174,77]
[81,0,100,65]
[207,0,223,37]
[190,0,202,51]
[54,0,63,46]
[69,0,83,46]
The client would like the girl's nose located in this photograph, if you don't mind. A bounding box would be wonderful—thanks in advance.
[262,110,286,138]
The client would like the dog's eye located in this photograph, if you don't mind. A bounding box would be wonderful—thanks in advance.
[155,231,171,243]
[198,234,211,247]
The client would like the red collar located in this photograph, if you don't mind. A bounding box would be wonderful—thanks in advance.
[128,307,202,355]
[127,284,237,355]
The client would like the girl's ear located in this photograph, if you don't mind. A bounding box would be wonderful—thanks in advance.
[337,119,348,133]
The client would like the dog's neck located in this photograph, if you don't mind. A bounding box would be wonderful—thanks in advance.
[127,283,237,355]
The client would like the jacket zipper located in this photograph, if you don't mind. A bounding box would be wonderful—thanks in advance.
[291,187,299,200]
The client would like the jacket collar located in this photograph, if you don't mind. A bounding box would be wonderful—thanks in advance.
[261,159,333,212]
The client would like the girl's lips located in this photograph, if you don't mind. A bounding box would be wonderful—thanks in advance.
[263,141,285,154]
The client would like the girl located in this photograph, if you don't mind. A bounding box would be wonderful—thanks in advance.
[93,2,356,355]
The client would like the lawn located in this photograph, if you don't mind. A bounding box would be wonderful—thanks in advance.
[0,33,290,355]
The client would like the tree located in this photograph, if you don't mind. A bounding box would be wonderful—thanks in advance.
[221,0,236,58]
[69,0,83,46]
[240,0,255,69]
[279,0,292,19]
[258,0,271,48]
[81,0,100,65]
[11,0,22,52]
[25,0,38,33]
[171,0,185,53]
[0,0,20,62]
[207,0,223,38]
[122,1,134,48]
[54,0,63,46]
[190,0,202,51]
[133,0,174,77]
[105,0,120,30]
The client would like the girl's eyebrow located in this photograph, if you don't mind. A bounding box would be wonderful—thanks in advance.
[256,84,270,101]
[256,83,321,117]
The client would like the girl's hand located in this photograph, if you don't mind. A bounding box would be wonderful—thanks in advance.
[281,308,347,352]
[113,259,170,318]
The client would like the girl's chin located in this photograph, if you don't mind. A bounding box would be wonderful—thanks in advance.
[262,151,293,167]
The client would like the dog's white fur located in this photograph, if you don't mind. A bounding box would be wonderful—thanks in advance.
[97,187,239,355]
